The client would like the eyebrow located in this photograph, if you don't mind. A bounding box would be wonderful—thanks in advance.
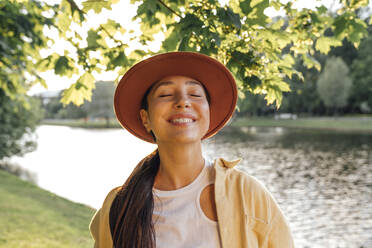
[151,80,203,93]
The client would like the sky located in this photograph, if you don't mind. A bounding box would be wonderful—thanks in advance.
[28,0,371,96]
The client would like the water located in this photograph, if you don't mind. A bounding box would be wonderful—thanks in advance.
[10,125,157,209]
[10,125,372,248]
[206,126,372,248]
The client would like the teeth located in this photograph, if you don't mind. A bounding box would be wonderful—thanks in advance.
[171,118,193,123]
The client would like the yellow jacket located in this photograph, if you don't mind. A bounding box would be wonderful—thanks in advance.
[90,158,294,247]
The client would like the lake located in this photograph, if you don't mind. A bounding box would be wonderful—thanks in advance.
[10,125,372,248]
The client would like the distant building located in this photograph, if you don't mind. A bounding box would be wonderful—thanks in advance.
[35,90,61,105]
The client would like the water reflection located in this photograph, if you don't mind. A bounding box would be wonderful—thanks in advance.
[220,126,372,151]
[203,126,372,248]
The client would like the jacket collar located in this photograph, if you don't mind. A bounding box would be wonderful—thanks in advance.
[215,157,242,169]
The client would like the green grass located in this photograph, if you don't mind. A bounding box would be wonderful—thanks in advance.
[232,116,372,132]
[0,170,96,248]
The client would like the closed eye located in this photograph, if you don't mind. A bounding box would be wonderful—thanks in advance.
[190,94,201,97]
[159,94,172,97]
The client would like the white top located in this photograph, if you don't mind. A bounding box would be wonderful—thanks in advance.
[152,159,222,248]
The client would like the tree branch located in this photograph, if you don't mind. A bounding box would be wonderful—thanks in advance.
[157,0,182,18]
[66,0,84,16]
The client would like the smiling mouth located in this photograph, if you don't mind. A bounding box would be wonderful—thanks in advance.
[169,118,195,124]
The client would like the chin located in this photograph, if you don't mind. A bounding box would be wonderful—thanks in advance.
[159,133,204,144]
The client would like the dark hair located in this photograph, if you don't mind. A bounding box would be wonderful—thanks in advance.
[109,78,210,247]
[109,150,160,248]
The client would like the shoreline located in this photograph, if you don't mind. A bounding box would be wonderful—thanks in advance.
[41,116,372,133]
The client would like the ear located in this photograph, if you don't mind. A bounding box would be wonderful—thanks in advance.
[140,109,151,133]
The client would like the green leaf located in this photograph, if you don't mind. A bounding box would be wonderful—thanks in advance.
[282,54,295,66]
[333,15,347,38]
[239,0,252,14]
[316,5,327,14]
[226,8,242,29]
[178,35,190,51]
[101,19,121,35]
[54,56,70,75]
[56,11,72,33]
[162,27,180,51]
[245,75,261,89]
[61,72,95,106]
[107,51,127,70]
[271,18,284,30]
[231,51,256,66]
[211,32,221,47]
[87,29,101,49]
[270,1,281,11]
[179,14,203,33]
[37,53,59,72]
[302,54,321,71]
[315,36,342,54]
[275,81,290,92]
[265,87,282,107]
[82,0,112,14]
[348,0,369,9]
[245,0,269,26]
[217,7,242,29]
[128,49,147,61]
[348,18,368,44]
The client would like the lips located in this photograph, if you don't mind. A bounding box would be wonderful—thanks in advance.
[168,114,196,125]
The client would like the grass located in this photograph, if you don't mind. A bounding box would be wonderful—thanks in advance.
[0,170,96,248]
[232,116,372,132]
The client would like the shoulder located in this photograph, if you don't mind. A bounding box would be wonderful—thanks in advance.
[98,186,121,219]
[215,157,269,194]
[215,157,294,246]
[215,157,281,222]
[89,186,121,247]
[103,186,121,205]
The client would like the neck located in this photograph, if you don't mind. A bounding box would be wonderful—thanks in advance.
[154,141,205,191]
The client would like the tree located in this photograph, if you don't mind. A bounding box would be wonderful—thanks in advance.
[237,92,275,116]
[55,103,87,119]
[83,81,116,126]
[350,27,372,113]
[316,56,353,114]
[2,0,370,109]
[0,0,54,105]
[0,89,43,160]
[41,92,64,119]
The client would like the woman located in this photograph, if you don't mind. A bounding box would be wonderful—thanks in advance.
[90,52,294,248]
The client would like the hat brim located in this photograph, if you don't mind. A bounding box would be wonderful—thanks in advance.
[114,52,237,143]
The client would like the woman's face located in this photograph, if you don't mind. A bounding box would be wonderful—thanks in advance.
[140,75,210,144]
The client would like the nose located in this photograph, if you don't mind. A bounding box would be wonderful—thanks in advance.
[174,93,190,109]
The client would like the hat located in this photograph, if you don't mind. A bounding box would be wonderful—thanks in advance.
[114,51,237,143]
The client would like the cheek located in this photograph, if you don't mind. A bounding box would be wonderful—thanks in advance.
[200,103,211,127]
[147,101,167,125]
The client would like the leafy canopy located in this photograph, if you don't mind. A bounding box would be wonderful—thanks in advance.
[2,0,371,107]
